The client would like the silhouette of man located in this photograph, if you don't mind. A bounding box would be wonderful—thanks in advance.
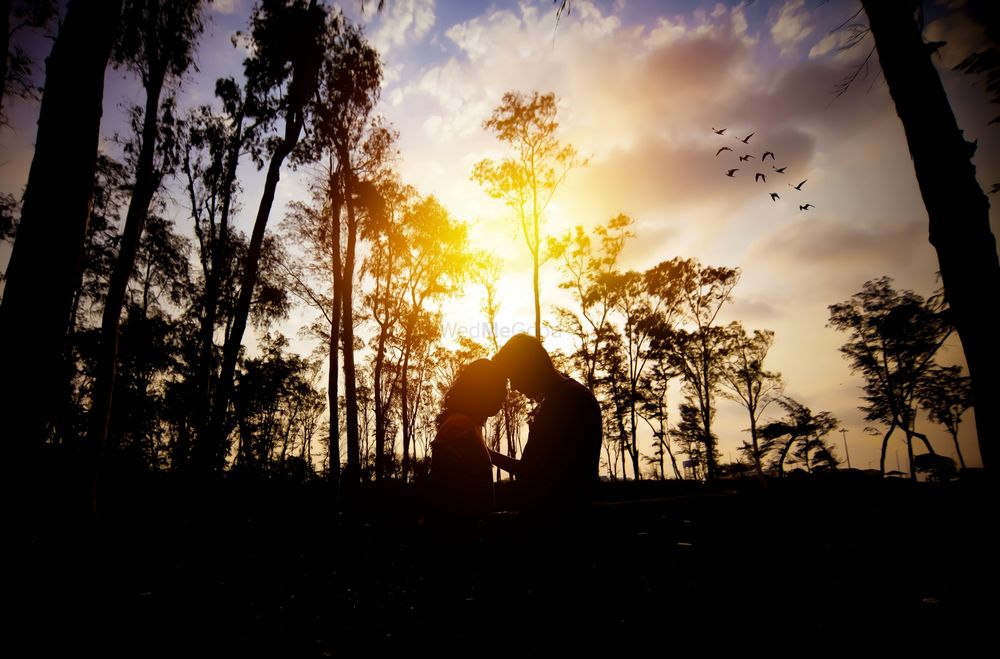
[488,334,602,525]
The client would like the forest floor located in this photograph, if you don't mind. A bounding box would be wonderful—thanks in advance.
[11,471,993,656]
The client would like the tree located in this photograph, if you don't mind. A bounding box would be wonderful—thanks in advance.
[548,214,635,477]
[0,0,123,458]
[669,393,717,481]
[1,0,57,122]
[362,177,412,481]
[759,398,839,477]
[548,214,634,391]
[651,258,740,481]
[718,323,783,480]
[637,345,680,480]
[88,0,204,482]
[473,90,585,340]
[918,365,973,469]
[394,196,471,480]
[472,253,527,476]
[309,15,385,487]
[231,333,324,478]
[860,0,1000,473]
[828,277,951,477]
[605,267,675,479]
[181,76,267,464]
[209,0,327,473]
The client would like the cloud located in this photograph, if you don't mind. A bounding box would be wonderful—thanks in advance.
[925,10,990,69]
[369,0,436,55]
[212,0,239,15]
[748,217,929,294]
[808,31,847,59]
[770,0,814,55]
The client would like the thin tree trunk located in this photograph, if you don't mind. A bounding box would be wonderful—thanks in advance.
[195,108,244,464]
[701,350,717,480]
[906,432,915,480]
[339,165,361,484]
[326,166,343,492]
[879,423,897,476]
[399,341,411,482]
[88,68,166,477]
[951,429,966,469]
[327,261,341,492]
[0,0,123,458]
[863,0,1000,473]
[629,383,640,480]
[210,128,298,472]
[533,246,540,341]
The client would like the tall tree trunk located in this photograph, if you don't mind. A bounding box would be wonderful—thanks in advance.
[906,432,915,480]
[951,429,967,469]
[88,68,166,478]
[399,340,411,482]
[209,124,299,473]
[327,176,343,493]
[862,0,1000,473]
[629,380,640,480]
[701,351,717,480]
[373,324,389,480]
[0,0,123,459]
[194,108,244,466]
[879,423,897,476]
[339,165,361,484]
[749,414,764,479]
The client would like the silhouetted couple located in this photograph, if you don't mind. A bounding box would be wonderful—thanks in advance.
[426,333,602,531]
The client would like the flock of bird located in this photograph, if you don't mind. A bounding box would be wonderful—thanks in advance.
[712,127,814,211]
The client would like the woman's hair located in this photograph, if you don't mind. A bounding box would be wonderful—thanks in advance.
[436,358,507,427]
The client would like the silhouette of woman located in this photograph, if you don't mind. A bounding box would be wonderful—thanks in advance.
[425,359,507,529]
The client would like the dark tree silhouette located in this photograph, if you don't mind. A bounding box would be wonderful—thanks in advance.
[88,0,204,489]
[209,0,327,473]
[670,393,717,480]
[828,277,951,477]
[918,364,973,469]
[650,258,740,481]
[0,0,123,460]
[232,333,324,478]
[718,323,783,480]
[362,177,411,482]
[0,0,56,121]
[759,398,839,477]
[394,196,471,481]
[310,20,385,485]
[861,0,1000,472]
[181,77,267,466]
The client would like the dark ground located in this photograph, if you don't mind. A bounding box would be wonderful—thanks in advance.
[10,471,994,656]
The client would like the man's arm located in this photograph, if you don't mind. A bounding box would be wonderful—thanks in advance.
[488,448,520,475]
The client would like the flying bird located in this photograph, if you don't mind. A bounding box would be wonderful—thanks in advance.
[773,166,787,173]
[716,146,733,156]
[770,192,780,201]
[713,127,727,135]
[790,179,807,190]
[800,203,814,211]
[739,132,755,144]
[725,168,739,177]
[762,151,775,161]
[739,154,755,162]
[755,173,766,183]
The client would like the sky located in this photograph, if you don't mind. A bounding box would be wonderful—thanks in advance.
[2,0,997,473]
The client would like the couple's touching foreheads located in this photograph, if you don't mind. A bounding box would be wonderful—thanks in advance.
[425,333,602,530]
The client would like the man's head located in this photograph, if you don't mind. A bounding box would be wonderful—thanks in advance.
[491,334,557,400]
